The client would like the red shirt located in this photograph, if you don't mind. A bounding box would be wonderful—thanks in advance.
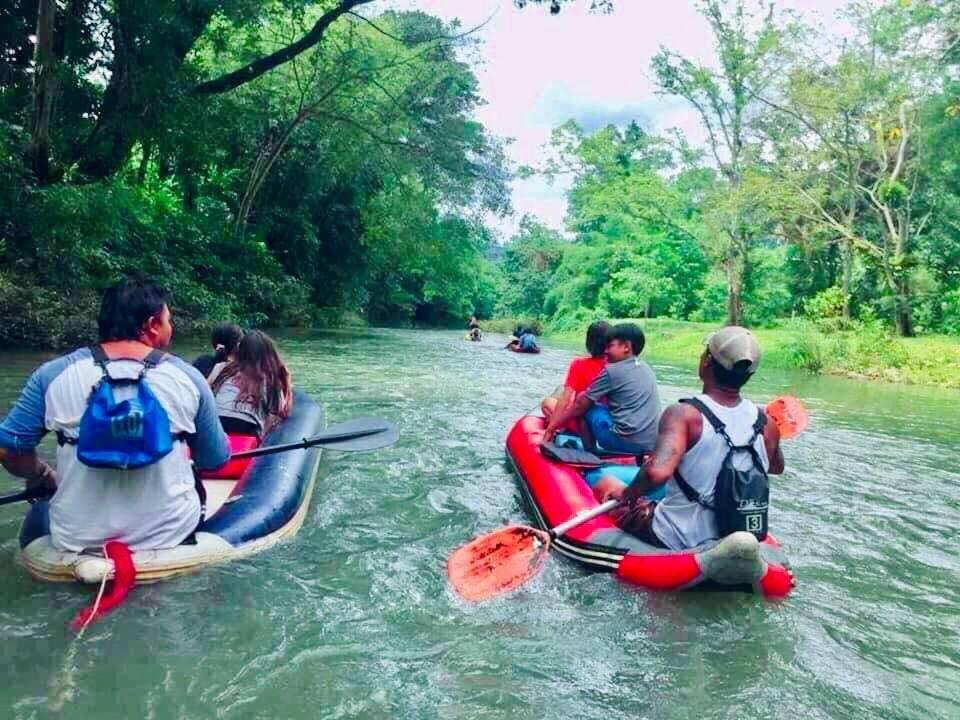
[564,356,606,394]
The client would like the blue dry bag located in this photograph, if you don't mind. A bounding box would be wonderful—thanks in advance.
[73,346,175,470]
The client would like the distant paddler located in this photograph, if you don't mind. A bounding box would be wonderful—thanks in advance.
[466,314,482,342]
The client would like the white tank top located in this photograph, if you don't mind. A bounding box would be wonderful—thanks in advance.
[652,394,769,550]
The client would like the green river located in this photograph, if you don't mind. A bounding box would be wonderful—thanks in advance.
[1,329,958,720]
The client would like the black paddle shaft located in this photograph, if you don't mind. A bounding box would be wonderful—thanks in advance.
[0,416,398,506]
[231,425,389,459]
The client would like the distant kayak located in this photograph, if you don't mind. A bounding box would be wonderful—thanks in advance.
[17,389,324,584]
[506,414,794,598]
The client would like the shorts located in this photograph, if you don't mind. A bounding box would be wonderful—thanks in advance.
[610,498,668,548]
[584,405,651,455]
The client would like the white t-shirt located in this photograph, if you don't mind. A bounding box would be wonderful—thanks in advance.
[0,348,230,552]
[652,394,770,550]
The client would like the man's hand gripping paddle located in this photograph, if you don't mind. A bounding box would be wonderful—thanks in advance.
[446,395,809,602]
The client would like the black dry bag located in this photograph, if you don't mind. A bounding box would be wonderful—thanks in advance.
[673,397,769,541]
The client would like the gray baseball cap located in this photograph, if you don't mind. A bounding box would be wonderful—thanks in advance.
[707,326,762,373]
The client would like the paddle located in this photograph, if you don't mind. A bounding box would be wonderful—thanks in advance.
[447,395,808,602]
[0,415,399,506]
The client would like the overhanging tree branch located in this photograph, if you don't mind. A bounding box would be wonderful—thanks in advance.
[191,0,375,95]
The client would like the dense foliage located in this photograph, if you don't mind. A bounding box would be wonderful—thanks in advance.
[500,0,960,338]
[0,2,508,348]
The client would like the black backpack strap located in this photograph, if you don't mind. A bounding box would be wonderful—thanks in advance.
[753,406,767,435]
[89,344,110,370]
[679,397,727,434]
[673,467,714,509]
[142,349,166,368]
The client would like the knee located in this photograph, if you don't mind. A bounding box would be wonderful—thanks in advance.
[541,396,558,417]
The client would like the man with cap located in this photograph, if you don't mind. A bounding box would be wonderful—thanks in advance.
[592,326,784,550]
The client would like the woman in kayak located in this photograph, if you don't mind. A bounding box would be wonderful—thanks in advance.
[193,322,243,378]
[209,330,293,437]
[541,320,609,435]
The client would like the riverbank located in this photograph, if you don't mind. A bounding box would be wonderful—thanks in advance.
[544,317,960,389]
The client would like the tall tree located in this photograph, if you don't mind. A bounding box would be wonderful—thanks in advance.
[652,0,792,325]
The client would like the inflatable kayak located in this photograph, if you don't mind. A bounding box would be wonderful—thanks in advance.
[17,389,324,584]
[507,345,541,354]
[506,415,794,598]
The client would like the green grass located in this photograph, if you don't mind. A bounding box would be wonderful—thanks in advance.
[548,317,960,389]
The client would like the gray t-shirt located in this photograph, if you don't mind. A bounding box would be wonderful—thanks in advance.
[585,356,660,448]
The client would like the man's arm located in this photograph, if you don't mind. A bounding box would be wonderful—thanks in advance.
[763,414,784,475]
[621,403,698,502]
[171,359,231,470]
[1,451,57,494]
[0,365,57,492]
[542,392,593,443]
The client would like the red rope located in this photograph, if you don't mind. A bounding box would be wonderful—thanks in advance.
[70,540,135,632]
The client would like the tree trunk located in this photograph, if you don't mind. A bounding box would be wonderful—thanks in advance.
[724,258,744,326]
[840,237,852,321]
[893,275,914,337]
[25,0,58,184]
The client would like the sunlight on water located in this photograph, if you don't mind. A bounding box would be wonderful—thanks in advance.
[0,329,958,719]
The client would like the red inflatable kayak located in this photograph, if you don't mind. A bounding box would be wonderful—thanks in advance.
[506,415,794,598]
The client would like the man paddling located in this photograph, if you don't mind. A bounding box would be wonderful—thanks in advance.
[0,274,230,551]
[594,326,784,550]
[542,323,660,454]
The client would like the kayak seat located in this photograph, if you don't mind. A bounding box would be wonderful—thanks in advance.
[196,434,259,480]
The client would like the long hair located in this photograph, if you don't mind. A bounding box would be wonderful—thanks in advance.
[211,322,243,363]
[585,320,610,358]
[212,330,293,420]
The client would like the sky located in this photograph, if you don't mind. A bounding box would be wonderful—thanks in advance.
[379,0,854,240]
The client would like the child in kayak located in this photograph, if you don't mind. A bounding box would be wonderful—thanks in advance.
[209,330,293,437]
[193,322,243,378]
[541,320,609,434]
[542,323,660,454]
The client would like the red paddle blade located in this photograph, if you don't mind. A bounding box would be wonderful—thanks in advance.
[447,525,551,602]
[766,396,809,440]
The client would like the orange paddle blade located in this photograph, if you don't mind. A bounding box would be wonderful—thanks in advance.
[766,396,809,440]
[447,525,551,602]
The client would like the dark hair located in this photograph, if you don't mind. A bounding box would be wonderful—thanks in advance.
[97,274,172,342]
[607,323,645,356]
[211,322,243,363]
[514,325,525,336]
[212,330,293,420]
[709,355,753,390]
[585,320,610,358]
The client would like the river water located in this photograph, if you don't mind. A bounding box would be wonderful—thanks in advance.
[1,328,957,720]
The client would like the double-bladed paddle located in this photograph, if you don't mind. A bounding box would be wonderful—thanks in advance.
[0,415,399,506]
[447,395,809,602]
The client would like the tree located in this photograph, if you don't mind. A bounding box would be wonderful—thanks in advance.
[652,0,793,325]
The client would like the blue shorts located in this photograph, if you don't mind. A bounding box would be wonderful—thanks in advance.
[583,465,667,501]
[585,405,652,455]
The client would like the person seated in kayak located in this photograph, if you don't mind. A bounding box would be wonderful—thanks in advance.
[209,330,293,437]
[594,326,784,550]
[193,322,243,378]
[467,314,481,330]
[0,274,230,552]
[506,326,539,352]
[541,320,609,433]
[542,323,659,454]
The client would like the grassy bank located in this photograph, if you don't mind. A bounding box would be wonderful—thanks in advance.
[548,317,960,389]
